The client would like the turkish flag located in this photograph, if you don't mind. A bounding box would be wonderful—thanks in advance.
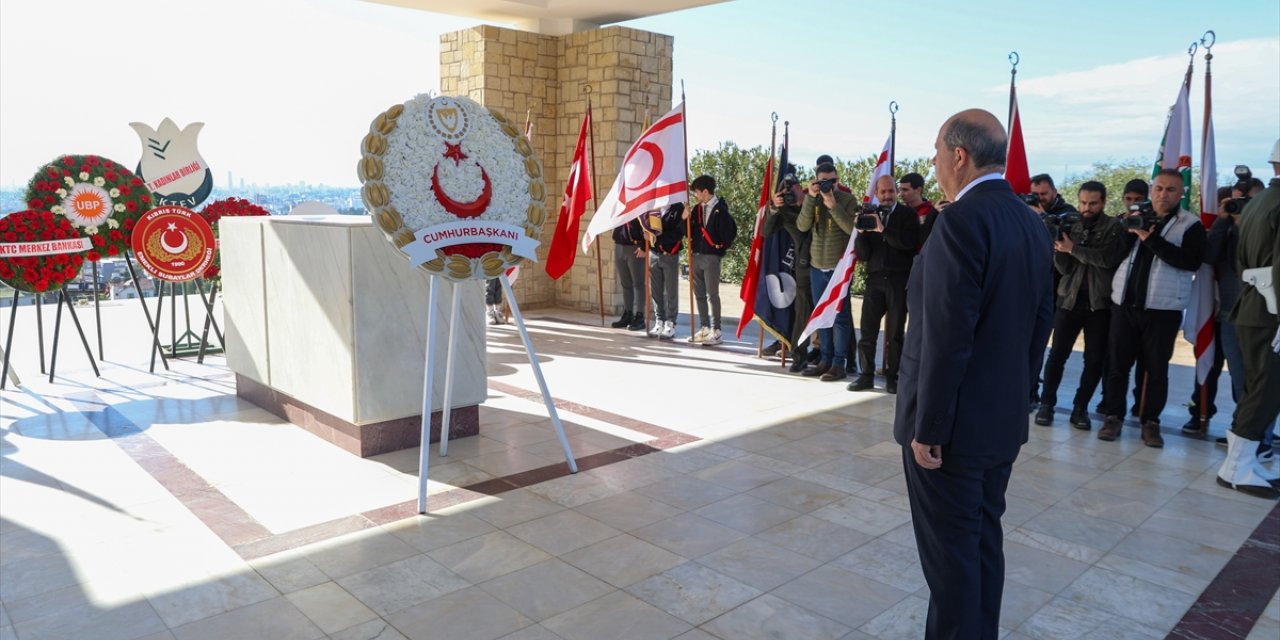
[1005,83,1030,195]
[545,107,593,280]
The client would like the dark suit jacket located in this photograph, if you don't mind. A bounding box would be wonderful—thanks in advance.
[893,178,1054,465]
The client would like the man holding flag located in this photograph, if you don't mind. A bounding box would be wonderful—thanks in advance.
[796,162,857,381]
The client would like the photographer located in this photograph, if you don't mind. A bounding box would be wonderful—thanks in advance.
[1028,173,1079,218]
[849,175,920,393]
[1099,169,1206,447]
[1034,181,1127,430]
[797,162,857,381]
[766,168,816,371]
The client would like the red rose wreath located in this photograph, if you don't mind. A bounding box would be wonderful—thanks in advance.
[197,197,271,280]
[24,154,154,262]
[0,210,87,292]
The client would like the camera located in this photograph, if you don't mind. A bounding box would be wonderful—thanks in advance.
[1043,211,1083,237]
[779,174,798,206]
[1124,200,1158,230]
[818,178,837,194]
[856,203,890,231]
[1224,165,1253,215]
[1019,193,1041,208]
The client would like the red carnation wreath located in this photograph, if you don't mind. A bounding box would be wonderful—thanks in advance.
[197,197,271,280]
[25,154,154,262]
[0,210,87,293]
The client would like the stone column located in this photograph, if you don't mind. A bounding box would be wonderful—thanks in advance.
[439,25,673,313]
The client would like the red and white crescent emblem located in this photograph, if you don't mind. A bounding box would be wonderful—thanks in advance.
[130,205,216,282]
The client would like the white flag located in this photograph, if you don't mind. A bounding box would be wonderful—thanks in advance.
[863,134,893,204]
[582,103,688,252]
[798,229,859,345]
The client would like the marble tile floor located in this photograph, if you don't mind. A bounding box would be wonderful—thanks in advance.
[0,304,1277,640]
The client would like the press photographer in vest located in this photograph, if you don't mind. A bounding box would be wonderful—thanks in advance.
[1098,169,1206,447]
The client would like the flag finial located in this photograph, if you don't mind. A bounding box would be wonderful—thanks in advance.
[1008,51,1019,76]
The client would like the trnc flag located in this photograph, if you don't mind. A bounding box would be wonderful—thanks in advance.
[545,106,593,280]
[1183,56,1216,385]
[582,103,688,252]
[506,265,520,286]
[1004,79,1030,195]
[736,132,777,338]
[798,229,859,345]
[1152,63,1194,211]
[863,134,893,204]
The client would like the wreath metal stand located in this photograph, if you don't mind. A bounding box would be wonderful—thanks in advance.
[46,288,100,382]
[194,279,225,363]
[1,287,100,389]
[416,274,578,513]
[123,252,170,373]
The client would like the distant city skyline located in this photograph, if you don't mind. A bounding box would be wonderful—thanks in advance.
[1,0,1276,192]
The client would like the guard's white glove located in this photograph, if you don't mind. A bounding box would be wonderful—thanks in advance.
[1272,326,1280,354]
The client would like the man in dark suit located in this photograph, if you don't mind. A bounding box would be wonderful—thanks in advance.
[894,109,1055,639]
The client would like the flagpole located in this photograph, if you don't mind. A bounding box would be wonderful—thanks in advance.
[681,81,696,339]
[757,113,778,358]
[888,101,897,175]
[582,88,605,326]
[1197,30,1216,437]
[642,106,653,333]
[1007,52,1018,129]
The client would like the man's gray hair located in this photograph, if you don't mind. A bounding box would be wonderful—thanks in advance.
[943,119,1007,171]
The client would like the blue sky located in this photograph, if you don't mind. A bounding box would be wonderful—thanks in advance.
[1,0,1275,190]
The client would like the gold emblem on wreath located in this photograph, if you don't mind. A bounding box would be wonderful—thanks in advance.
[145,228,204,262]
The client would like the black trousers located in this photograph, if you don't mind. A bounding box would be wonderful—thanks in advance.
[858,272,909,381]
[1232,323,1280,441]
[485,278,502,305]
[903,447,1013,640]
[1186,320,1227,420]
[1102,305,1182,422]
[1039,302,1110,410]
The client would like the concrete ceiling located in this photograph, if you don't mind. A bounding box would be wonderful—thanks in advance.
[364,0,729,34]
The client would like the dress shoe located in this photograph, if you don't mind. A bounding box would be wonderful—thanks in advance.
[1140,421,1164,448]
[1181,416,1207,436]
[610,311,633,328]
[886,380,897,394]
[847,376,873,391]
[802,362,831,378]
[1098,416,1122,441]
[820,364,847,382]
[789,350,810,373]
[1034,404,1054,426]
[1069,407,1092,430]
[762,341,782,357]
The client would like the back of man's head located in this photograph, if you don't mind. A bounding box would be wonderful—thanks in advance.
[898,172,925,190]
[941,111,1006,171]
[1123,179,1149,199]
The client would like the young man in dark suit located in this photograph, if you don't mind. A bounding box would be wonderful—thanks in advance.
[894,109,1054,639]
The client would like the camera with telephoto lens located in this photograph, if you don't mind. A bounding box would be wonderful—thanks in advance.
[1043,211,1083,238]
[779,174,799,206]
[1019,193,1041,207]
[1124,200,1158,230]
[818,178,837,194]
[1223,165,1253,215]
[856,203,891,231]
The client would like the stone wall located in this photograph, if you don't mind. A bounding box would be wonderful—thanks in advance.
[440,25,673,312]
